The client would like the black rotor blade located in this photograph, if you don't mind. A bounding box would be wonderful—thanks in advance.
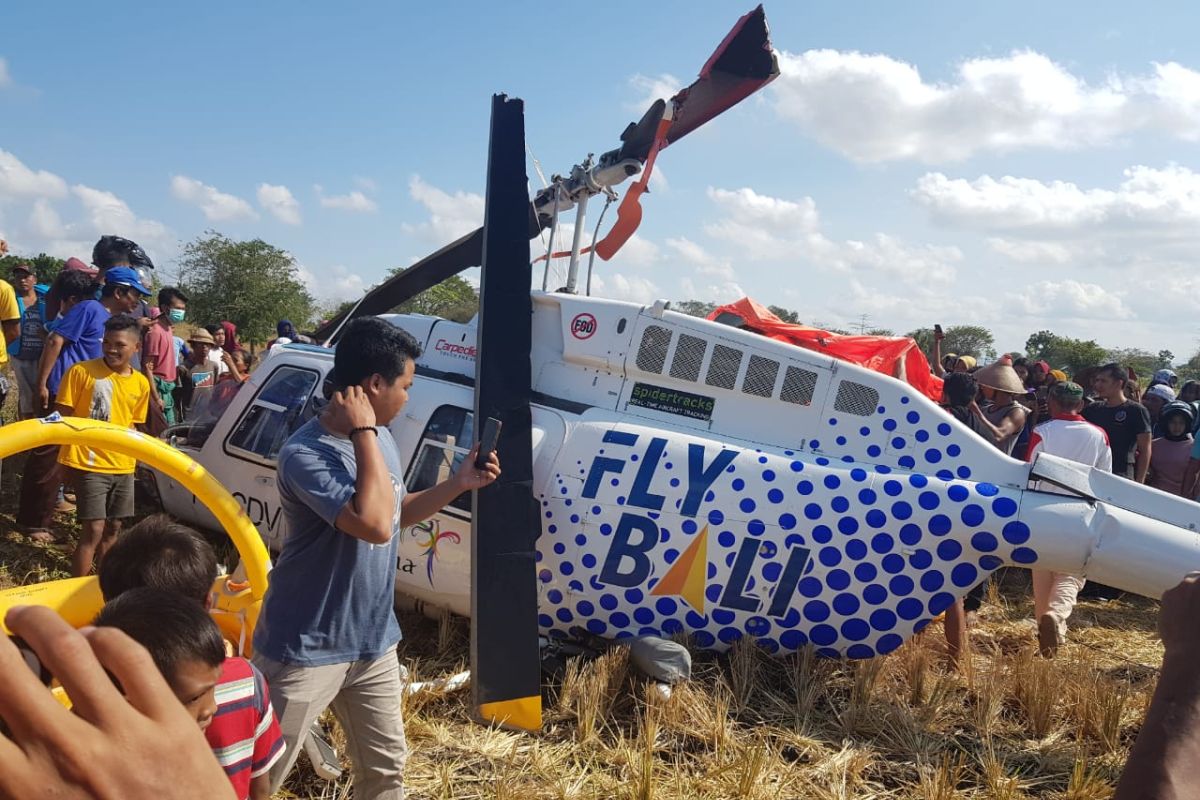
[313,227,481,341]
[471,93,541,731]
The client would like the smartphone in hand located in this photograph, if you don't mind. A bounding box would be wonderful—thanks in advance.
[475,417,503,469]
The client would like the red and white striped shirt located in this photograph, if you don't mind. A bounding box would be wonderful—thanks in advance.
[205,657,284,800]
[1026,413,1113,485]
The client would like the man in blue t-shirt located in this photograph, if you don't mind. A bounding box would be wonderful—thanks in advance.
[252,317,499,799]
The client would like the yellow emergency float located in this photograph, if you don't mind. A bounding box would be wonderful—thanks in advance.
[0,417,270,649]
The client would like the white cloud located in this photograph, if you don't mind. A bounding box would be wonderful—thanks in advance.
[353,176,377,192]
[773,49,1200,163]
[0,57,12,89]
[318,188,378,213]
[297,263,367,302]
[627,73,681,111]
[28,198,65,239]
[914,165,1200,234]
[401,175,483,243]
[1007,280,1133,320]
[257,183,302,225]
[591,272,660,304]
[665,236,735,280]
[704,185,961,283]
[986,238,1080,264]
[612,233,660,267]
[170,175,257,222]
[73,185,174,253]
[0,149,68,198]
[679,276,745,305]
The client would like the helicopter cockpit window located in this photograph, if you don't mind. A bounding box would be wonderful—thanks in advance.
[225,366,320,464]
[408,405,475,514]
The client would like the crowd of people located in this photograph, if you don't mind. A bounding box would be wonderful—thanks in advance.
[0,237,261,575]
[930,326,1200,660]
[0,235,498,798]
[2,232,1200,798]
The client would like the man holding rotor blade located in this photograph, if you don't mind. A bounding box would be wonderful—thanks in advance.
[252,317,499,799]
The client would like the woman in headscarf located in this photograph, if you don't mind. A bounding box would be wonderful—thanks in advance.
[219,321,242,354]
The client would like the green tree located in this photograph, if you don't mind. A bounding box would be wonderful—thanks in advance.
[386,271,478,322]
[1106,347,1174,381]
[0,253,66,284]
[673,299,717,319]
[175,231,315,346]
[1179,348,1200,382]
[1024,331,1108,375]
[767,304,800,324]
[908,325,996,362]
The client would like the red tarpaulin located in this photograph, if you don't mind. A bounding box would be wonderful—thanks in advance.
[707,297,944,402]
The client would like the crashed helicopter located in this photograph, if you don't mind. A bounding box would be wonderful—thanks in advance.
[8,6,1200,735]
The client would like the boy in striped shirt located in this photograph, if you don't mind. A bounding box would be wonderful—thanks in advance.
[98,516,285,799]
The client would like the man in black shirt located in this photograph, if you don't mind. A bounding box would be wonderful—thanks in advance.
[1083,363,1152,483]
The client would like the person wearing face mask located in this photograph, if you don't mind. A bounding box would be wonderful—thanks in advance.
[142,286,188,425]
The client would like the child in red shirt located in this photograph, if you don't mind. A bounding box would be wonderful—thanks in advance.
[97,517,285,799]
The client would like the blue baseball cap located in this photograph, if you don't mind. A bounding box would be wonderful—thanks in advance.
[104,266,152,296]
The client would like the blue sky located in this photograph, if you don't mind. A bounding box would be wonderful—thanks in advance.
[3,1,1200,360]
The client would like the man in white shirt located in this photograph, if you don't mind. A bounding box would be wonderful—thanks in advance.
[1025,380,1113,657]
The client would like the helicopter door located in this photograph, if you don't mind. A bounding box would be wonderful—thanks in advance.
[395,404,474,615]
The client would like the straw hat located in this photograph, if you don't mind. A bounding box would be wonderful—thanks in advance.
[974,355,1026,395]
[188,328,216,346]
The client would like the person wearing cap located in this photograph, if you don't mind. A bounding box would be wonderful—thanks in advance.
[1151,368,1179,391]
[16,267,148,542]
[968,356,1029,456]
[1149,402,1195,497]
[142,287,188,426]
[175,328,221,421]
[1026,381,1113,657]
[1143,383,1177,435]
[8,263,50,419]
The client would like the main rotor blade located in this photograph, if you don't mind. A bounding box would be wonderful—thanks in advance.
[471,93,542,732]
[313,227,482,342]
[616,5,779,164]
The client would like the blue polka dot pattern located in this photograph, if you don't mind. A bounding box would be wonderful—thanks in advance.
[525,392,1039,660]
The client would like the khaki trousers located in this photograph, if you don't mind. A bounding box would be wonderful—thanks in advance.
[1032,569,1085,644]
[253,646,408,799]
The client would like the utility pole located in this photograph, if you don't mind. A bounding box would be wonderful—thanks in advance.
[855,313,871,335]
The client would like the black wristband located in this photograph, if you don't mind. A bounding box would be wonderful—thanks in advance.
[349,426,378,439]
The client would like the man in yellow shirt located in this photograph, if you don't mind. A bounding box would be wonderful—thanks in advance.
[54,314,151,576]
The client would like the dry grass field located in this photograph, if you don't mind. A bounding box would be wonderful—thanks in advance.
[0,446,1163,799]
